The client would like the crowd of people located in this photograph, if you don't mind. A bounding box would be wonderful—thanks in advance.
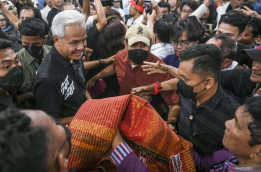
[0,0,261,171]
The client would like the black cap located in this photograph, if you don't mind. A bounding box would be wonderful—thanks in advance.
[242,45,261,62]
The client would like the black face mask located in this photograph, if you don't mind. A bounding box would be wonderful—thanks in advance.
[24,45,43,58]
[128,49,148,64]
[177,79,206,99]
[0,66,24,92]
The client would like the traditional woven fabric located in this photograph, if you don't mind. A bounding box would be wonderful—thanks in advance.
[67,94,195,171]
[169,137,196,172]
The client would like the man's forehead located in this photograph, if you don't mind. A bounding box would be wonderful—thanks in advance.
[206,38,222,47]
[0,48,16,59]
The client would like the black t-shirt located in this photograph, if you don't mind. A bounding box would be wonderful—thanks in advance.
[0,93,13,112]
[47,8,58,28]
[34,46,87,118]
[220,69,256,104]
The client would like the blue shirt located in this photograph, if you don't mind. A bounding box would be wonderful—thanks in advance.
[163,54,180,68]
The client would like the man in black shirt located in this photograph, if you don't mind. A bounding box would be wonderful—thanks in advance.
[34,10,87,119]
[220,46,261,104]
[47,0,64,27]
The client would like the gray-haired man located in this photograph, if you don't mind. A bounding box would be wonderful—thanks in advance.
[34,10,87,121]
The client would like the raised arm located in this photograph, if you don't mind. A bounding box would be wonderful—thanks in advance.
[82,0,90,21]
[86,64,115,88]
[94,0,107,31]
[0,2,20,28]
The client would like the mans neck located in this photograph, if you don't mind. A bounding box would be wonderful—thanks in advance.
[155,37,162,44]
[195,83,218,106]
[54,44,73,63]
[133,13,141,20]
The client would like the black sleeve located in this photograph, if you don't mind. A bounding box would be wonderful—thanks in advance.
[220,69,255,103]
[34,79,62,118]
[87,25,101,60]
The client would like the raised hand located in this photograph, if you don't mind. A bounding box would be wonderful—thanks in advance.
[142,61,168,75]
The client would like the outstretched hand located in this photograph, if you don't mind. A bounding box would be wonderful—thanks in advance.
[131,84,155,97]
[142,61,168,75]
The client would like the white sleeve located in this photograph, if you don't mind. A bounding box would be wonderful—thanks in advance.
[85,16,94,31]
[190,4,208,21]
[214,1,230,30]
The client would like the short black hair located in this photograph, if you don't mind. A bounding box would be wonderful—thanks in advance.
[0,38,12,50]
[19,17,47,38]
[179,0,198,11]
[154,14,177,43]
[58,2,74,12]
[210,34,237,61]
[0,107,49,172]
[20,6,35,16]
[244,96,261,146]
[237,2,254,11]
[158,1,171,13]
[219,10,248,35]
[171,16,203,42]
[246,17,261,38]
[179,44,222,82]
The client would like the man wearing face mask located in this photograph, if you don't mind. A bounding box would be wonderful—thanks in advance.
[17,17,50,108]
[87,23,179,113]
[0,38,24,111]
[132,44,240,171]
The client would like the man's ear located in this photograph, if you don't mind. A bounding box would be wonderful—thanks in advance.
[53,35,60,45]
[44,35,48,43]
[57,154,69,172]
[205,77,215,90]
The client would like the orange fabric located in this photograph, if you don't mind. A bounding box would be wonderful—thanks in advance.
[67,95,194,171]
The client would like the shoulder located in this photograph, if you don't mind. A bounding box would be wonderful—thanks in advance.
[115,49,128,59]
[17,48,26,57]
[147,52,164,63]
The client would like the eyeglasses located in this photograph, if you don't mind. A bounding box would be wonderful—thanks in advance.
[173,40,191,47]
[181,9,193,14]
[55,122,72,170]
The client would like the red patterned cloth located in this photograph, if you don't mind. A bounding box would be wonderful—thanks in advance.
[67,95,195,171]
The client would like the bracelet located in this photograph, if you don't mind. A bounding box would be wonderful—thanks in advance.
[152,83,159,95]
[98,59,102,65]
[156,81,162,92]
[142,21,147,25]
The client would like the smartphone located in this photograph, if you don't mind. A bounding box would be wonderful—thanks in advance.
[144,1,152,14]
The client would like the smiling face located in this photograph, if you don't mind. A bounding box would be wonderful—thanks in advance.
[54,24,87,61]
[250,60,261,83]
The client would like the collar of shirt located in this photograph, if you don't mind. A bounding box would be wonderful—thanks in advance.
[194,85,224,113]
[52,46,71,69]
[21,45,49,65]
[0,93,13,107]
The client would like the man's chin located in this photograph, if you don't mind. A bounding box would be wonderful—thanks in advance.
[250,75,261,83]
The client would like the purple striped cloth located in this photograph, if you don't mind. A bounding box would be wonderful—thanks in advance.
[110,142,132,167]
